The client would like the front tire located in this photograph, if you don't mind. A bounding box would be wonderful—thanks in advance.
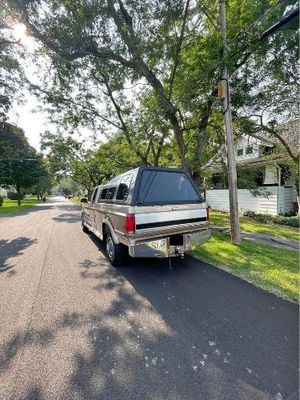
[105,231,127,266]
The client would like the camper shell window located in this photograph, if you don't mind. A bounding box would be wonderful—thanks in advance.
[136,169,201,205]
[116,174,133,201]
[99,187,116,201]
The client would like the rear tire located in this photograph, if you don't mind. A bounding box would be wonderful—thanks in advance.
[105,231,127,266]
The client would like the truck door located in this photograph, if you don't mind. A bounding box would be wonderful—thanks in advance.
[89,188,99,229]
[84,188,98,228]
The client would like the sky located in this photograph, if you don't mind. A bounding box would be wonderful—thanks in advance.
[9,93,55,151]
[6,24,54,151]
[6,25,110,153]
[6,23,96,152]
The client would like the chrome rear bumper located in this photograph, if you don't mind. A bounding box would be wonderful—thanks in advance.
[128,229,210,258]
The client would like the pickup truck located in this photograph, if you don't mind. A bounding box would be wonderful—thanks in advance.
[81,166,210,265]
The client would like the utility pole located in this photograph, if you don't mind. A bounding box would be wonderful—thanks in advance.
[219,0,241,244]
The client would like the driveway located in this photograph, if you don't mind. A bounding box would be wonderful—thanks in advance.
[0,197,298,400]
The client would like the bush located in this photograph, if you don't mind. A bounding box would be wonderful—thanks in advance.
[243,210,256,218]
[254,213,274,223]
[243,210,300,228]
[0,196,3,206]
[273,216,300,228]
[7,191,23,200]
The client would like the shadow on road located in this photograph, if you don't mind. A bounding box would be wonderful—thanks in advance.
[0,237,37,272]
[52,213,81,224]
[76,232,299,400]
[0,229,298,399]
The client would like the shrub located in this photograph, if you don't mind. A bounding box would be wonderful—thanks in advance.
[243,210,300,228]
[243,210,256,218]
[273,216,300,228]
[7,191,23,200]
[0,196,3,206]
[254,213,274,223]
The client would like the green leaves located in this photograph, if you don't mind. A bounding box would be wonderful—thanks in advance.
[0,123,48,202]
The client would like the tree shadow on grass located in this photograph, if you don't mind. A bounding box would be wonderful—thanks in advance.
[0,237,37,272]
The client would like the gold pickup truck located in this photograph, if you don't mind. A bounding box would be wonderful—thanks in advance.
[81,166,210,265]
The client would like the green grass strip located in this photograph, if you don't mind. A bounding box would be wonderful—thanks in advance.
[0,199,41,215]
[210,211,299,241]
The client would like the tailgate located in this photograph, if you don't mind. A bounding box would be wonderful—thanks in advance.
[133,204,208,237]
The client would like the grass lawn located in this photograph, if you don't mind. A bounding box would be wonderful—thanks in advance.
[194,232,299,303]
[0,198,41,215]
[68,196,82,205]
[210,210,299,241]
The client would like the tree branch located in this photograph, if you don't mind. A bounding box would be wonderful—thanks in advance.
[168,0,190,98]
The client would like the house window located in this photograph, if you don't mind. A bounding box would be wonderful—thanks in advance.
[246,146,253,154]
[237,148,243,156]
[260,146,273,156]
[212,173,227,189]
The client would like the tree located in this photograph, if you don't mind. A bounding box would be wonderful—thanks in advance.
[41,131,104,191]
[0,8,25,122]
[57,177,81,197]
[0,123,47,204]
[4,0,208,174]
[41,130,149,191]
[4,0,297,185]
[31,173,52,199]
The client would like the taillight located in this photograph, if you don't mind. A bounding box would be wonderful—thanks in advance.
[206,208,209,221]
[125,214,135,234]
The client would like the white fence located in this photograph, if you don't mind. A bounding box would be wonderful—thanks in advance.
[206,187,278,215]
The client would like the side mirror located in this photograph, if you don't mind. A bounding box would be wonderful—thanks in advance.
[80,198,88,203]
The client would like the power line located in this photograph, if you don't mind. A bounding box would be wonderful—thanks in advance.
[229,0,286,46]
[236,6,299,57]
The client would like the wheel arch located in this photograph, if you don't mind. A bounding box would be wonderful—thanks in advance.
[102,220,120,244]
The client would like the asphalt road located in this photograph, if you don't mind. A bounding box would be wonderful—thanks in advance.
[0,197,298,400]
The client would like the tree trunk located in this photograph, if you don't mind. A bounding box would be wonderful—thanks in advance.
[294,170,300,215]
[16,186,22,206]
[193,90,217,185]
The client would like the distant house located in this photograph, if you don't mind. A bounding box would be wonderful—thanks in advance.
[205,124,299,215]
[0,186,16,198]
[0,187,8,197]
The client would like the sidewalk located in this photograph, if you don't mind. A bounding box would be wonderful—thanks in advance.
[211,226,299,251]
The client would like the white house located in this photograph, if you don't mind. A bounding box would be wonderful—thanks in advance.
[0,186,17,198]
[0,187,8,197]
[205,131,298,216]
